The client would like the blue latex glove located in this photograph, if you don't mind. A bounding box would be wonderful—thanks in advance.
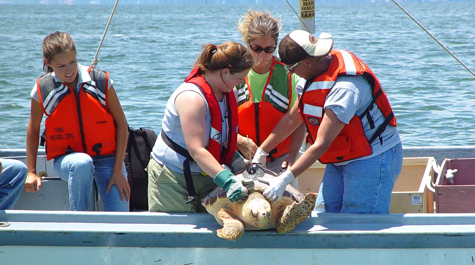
[257,169,294,203]
[213,169,248,203]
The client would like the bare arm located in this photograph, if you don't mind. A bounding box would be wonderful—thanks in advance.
[106,85,130,201]
[25,99,43,192]
[289,109,345,177]
[175,91,224,178]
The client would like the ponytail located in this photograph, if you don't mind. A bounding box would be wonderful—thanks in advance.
[193,41,254,74]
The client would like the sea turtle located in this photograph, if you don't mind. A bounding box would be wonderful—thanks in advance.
[202,164,317,241]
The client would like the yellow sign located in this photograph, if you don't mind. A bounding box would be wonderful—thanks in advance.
[300,0,315,19]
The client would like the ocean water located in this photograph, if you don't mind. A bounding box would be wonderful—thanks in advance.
[0,2,474,149]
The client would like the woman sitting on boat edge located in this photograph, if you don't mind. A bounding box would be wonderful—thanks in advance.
[25,31,130,212]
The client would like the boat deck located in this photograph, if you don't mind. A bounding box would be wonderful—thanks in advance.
[2,210,475,249]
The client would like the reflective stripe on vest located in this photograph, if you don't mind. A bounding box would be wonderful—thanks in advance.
[37,67,116,160]
[236,58,292,112]
[236,59,293,161]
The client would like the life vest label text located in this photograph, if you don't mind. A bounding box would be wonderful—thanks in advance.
[49,132,74,141]
[50,134,64,141]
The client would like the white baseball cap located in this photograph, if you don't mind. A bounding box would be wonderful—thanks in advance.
[278,30,334,65]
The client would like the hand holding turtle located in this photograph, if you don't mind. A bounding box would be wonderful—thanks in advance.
[251,148,268,166]
[203,165,317,240]
[213,169,249,203]
[258,169,294,203]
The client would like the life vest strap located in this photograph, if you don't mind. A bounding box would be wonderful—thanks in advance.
[368,112,395,145]
[268,148,278,162]
[160,130,196,204]
[358,88,394,145]
[358,87,382,122]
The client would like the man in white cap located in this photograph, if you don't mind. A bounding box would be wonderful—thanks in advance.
[253,30,402,214]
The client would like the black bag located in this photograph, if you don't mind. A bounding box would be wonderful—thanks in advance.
[124,126,157,211]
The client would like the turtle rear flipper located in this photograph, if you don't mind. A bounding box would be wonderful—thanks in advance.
[216,209,245,241]
[276,192,316,233]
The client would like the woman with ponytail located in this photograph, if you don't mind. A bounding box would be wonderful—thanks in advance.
[148,42,254,213]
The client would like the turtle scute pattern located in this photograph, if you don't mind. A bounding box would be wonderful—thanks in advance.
[202,165,317,240]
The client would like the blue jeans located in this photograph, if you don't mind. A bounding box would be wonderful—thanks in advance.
[54,153,129,211]
[315,143,403,214]
[0,158,28,210]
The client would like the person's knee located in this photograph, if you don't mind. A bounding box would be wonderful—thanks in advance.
[69,153,94,171]
[63,154,95,184]
[17,162,28,181]
[4,160,27,183]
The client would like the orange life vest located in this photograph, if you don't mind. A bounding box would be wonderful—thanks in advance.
[37,66,116,161]
[184,67,238,165]
[237,58,293,161]
[300,50,397,164]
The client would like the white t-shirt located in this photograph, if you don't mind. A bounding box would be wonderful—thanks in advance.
[297,75,401,162]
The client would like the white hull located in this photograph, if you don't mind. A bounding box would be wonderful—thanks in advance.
[2,146,475,264]
[2,210,475,264]
[2,246,474,265]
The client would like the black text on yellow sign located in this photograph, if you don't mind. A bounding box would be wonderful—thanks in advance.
[300,0,315,19]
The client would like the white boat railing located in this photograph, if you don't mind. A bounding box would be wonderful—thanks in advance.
[2,147,475,264]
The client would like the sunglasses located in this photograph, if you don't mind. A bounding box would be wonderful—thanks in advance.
[249,44,276,54]
[285,61,302,71]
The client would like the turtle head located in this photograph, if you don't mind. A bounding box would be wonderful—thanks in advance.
[241,192,272,229]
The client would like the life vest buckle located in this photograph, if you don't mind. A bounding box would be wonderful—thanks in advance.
[92,143,103,155]
[186,195,196,204]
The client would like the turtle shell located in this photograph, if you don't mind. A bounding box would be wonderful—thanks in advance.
[202,165,304,208]
[202,165,307,230]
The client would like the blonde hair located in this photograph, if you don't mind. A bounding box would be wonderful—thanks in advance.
[42,31,76,73]
[237,9,282,44]
[193,41,254,74]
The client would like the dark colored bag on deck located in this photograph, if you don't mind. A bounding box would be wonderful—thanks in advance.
[124,126,157,211]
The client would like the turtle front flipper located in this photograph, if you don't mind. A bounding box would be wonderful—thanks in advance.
[276,192,317,233]
[216,208,245,240]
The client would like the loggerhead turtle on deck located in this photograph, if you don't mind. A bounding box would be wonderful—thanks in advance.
[202,164,317,240]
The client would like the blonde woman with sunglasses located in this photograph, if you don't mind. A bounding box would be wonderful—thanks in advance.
[236,10,305,184]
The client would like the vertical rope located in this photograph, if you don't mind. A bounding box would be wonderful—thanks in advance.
[392,0,475,77]
[91,0,120,68]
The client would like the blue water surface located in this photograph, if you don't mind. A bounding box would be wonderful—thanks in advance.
[0,2,474,149]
